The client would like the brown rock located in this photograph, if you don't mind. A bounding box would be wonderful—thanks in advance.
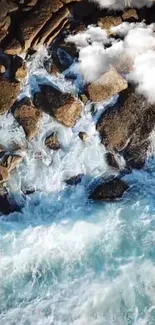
[15,62,27,81]
[89,177,129,201]
[0,151,23,172]
[78,131,89,142]
[80,94,88,105]
[14,97,42,140]
[45,132,60,150]
[98,16,122,31]
[0,65,5,74]
[88,67,127,103]
[5,0,63,54]
[33,8,69,46]
[0,77,20,114]
[97,87,155,169]
[0,165,9,183]
[33,85,82,128]
[122,9,138,21]
[26,0,38,6]
[0,0,9,23]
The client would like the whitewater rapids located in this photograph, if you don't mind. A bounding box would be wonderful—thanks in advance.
[0,46,155,325]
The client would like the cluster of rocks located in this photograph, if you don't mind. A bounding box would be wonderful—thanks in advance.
[1,0,155,214]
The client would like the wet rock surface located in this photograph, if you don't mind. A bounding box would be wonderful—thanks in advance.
[0,77,20,114]
[89,177,129,201]
[97,87,155,169]
[88,67,127,103]
[33,84,82,127]
[13,97,42,140]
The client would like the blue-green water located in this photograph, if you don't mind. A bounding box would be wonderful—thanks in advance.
[1,163,155,325]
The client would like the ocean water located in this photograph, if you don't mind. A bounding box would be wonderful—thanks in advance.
[0,46,155,325]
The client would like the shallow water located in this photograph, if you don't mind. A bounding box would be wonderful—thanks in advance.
[1,46,155,325]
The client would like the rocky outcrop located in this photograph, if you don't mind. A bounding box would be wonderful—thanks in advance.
[13,97,42,140]
[45,132,60,150]
[65,174,84,185]
[0,77,20,114]
[0,188,21,215]
[87,67,127,103]
[0,151,23,183]
[1,0,82,55]
[97,87,155,169]
[122,9,138,21]
[33,84,82,127]
[89,177,129,201]
[98,16,122,31]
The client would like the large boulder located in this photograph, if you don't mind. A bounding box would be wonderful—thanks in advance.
[33,84,82,128]
[97,87,155,168]
[87,67,127,103]
[13,97,42,140]
[4,0,64,54]
[0,77,20,114]
[89,177,129,201]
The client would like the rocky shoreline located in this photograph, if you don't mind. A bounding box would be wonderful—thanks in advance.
[1,0,155,214]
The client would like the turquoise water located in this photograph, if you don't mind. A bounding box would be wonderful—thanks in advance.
[1,163,155,325]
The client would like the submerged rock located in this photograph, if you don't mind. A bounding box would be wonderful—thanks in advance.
[0,192,21,215]
[13,97,42,140]
[45,132,60,150]
[33,84,82,127]
[0,77,20,114]
[89,177,129,201]
[65,174,84,185]
[87,67,127,103]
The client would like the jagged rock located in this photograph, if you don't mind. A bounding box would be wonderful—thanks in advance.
[105,152,120,171]
[88,67,127,103]
[15,62,27,81]
[33,8,69,47]
[5,0,63,54]
[80,94,88,105]
[0,191,21,215]
[45,132,60,150]
[0,77,20,114]
[98,16,122,30]
[97,87,155,169]
[0,165,9,183]
[0,152,23,172]
[13,97,42,140]
[65,174,84,185]
[78,131,89,142]
[122,9,138,21]
[89,177,129,201]
[33,84,82,127]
